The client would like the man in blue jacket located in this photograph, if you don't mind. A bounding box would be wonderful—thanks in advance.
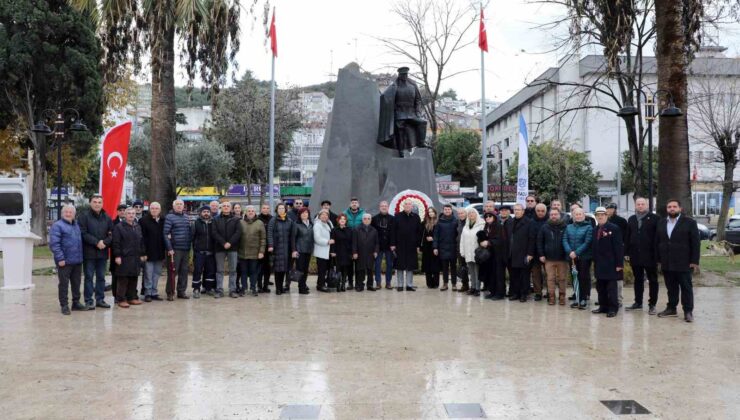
[164,199,193,300]
[49,205,87,315]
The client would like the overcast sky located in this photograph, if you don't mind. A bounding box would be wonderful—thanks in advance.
[173,0,740,103]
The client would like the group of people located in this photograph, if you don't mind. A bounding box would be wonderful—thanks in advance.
[49,193,700,322]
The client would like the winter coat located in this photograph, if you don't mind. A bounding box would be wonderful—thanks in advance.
[330,226,354,267]
[494,218,511,262]
[313,220,333,260]
[656,215,700,272]
[112,221,145,277]
[507,216,533,268]
[394,210,422,270]
[479,219,504,262]
[608,214,628,243]
[421,224,440,273]
[624,212,658,267]
[563,220,594,260]
[192,218,215,254]
[77,209,113,259]
[139,213,166,261]
[292,220,315,254]
[267,216,294,273]
[258,213,273,253]
[213,213,242,252]
[592,222,624,280]
[287,208,301,222]
[164,211,192,251]
[528,215,548,258]
[524,207,536,220]
[371,213,397,251]
[238,218,265,260]
[343,207,366,229]
[352,224,379,271]
[49,218,83,266]
[433,215,459,261]
[460,218,485,263]
[537,219,567,261]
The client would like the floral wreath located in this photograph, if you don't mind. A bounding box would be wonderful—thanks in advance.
[389,189,433,221]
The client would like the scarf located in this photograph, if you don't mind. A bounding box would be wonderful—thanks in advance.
[468,220,475,229]
[635,210,648,229]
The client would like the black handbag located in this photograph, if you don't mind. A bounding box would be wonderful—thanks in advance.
[327,258,341,290]
[457,263,469,280]
[474,247,491,264]
[288,258,303,284]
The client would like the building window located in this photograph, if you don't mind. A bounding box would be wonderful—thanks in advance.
[504,138,510,148]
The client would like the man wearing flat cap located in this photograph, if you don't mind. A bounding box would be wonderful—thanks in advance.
[377,66,428,157]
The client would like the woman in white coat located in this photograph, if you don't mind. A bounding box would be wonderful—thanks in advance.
[313,209,334,292]
[460,209,485,296]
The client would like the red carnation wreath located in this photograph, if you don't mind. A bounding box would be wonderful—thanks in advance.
[388,189,433,221]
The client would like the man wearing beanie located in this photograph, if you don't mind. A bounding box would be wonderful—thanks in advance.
[191,206,216,299]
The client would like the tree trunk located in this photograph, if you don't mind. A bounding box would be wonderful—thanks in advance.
[715,162,736,242]
[30,136,48,244]
[149,11,177,213]
[655,0,692,216]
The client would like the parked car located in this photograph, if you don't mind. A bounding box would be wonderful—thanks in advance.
[697,223,711,240]
[709,216,740,251]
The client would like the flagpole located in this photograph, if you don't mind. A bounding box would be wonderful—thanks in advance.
[268,52,276,214]
[480,4,488,205]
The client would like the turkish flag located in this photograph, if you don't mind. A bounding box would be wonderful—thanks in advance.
[99,121,132,217]
[269,8,277,57]
[479,8,488,52]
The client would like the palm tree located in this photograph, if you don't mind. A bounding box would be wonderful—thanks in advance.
[70,0,266,209]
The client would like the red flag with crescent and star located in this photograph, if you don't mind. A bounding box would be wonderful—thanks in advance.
[99,121,132,217]
[479,8,488,52]
[269,8,277,57]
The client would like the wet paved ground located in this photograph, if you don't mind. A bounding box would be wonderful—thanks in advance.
[1,275,738,419]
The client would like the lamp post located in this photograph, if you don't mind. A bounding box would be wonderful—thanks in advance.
[617,89,682,213]
[486,144,504,205]
[31,109,88,219]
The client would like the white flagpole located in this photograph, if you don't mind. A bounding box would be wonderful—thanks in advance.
[268,51,276,213]
[480,4,488,204]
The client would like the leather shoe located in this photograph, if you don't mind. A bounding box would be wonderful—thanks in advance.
[658,308,678,318]
[144,296,152,302]
[625,303,642,311]
[684,312,694,323]
[118,301,130,308]
[405,286,416,291]
[61,306,71,315]
[166,295,174,301]
[177,293,189,299]
[397,287,403,292]
[129,299,143,305]
[71,302,87,311]
[606,312,617,318]
[592,308,607,314]
[151,295,164,301]
[367,286,377,291]
[96,301,111,308]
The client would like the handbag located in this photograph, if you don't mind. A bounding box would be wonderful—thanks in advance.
[327,258,341,290]
[457,263,468,280]
[474,247,491,264]
[288,258,303,284]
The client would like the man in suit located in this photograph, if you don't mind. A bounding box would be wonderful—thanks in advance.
[655,199,700,322]
[624,197,660,314]
[591,207,624,318]
[507,204,533,302]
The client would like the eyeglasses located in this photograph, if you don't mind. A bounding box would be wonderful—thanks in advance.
[526,199,535,202]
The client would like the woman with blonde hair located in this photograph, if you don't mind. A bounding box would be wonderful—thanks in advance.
[459,209,486,296]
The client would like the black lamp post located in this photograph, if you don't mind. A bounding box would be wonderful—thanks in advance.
[486,144,504,205]
[617,89,682,213]
[31,109,88,219]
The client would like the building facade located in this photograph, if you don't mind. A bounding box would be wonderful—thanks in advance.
[280,91,333,185]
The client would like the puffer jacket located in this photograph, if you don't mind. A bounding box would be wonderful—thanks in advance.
[563,220,594,259]
[292,220,315,254]
[537,219,567,261]
[77,209,113,259]
[433,215,459,260]
[459,218,485,263]
[164,210,192,251]
[49,218,83,265]
[238,218,266,260]
[313,220,333,260]
[343,207,365,229]
[192,217,214,253]
[267,216,294,273]
[213,213,242,252]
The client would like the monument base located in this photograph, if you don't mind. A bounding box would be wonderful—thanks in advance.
[378,148,443,211]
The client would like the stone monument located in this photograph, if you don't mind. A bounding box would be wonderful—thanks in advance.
[310,63,443,216]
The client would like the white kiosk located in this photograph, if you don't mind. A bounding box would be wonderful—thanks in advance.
[0,178,40,290]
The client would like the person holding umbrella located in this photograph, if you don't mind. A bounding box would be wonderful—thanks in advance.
[563,207,593,310]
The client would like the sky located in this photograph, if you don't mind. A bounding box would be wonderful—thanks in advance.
[172,0,740,104]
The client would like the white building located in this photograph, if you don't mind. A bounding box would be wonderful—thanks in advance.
[484,50,740,217]
[281,92,333,185]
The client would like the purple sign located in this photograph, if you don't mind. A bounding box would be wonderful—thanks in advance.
[226,184,280,197]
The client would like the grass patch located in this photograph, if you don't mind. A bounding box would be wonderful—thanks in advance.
[700,240,738,276]
[33,246,53,259]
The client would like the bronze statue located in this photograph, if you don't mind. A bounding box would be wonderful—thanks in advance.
[377,67,428,157]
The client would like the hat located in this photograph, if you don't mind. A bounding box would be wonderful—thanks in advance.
[606,203,618,210]
[483,212,496,219]
[117,204,128,211]
[198,205,211,213]
[321,200,332,206]
[397,66,410,74]
[500,205,512,211]
[594,206,607,214]
[133,200,144,207]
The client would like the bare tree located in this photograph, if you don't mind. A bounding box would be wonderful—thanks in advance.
[377,0,479,148]
[689,77,740,240]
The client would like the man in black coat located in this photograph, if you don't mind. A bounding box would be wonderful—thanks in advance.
[109,204,128,302]
[372,201,397,289]
[624,197,660,314]
[591,207,624,318]
[78,195,113,309]
[394,200,422,291]
[507,204,533,301]
[496,205,513,296]
[191,206,216,298]
[112,208,146,308]
[606,202,628,305]
[352,213,379,292]
[655,199,700,322]
[213,201,242,298]
[434,204,459,291]
[527,203,548,300]
[320,200,339,226]
[524,195,537,219]
[139,202,166,302]
[257,203,273,293]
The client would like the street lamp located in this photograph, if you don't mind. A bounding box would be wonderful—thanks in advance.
[486,144,504,206]
[31,109,88,219]
[617,89,682,212]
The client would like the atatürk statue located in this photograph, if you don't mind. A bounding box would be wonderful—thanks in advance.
[377,67,428,157]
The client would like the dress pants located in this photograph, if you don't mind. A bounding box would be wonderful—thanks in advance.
[296,253,311,291]
[397,270,414,288]
[530,260,544,295]
[259,252,272,290]
[486,258,505,297]
[664,270,694,312]
[574,258,592,300]
[632,264,659,306]
[355,269,373,289]
[509,266,530,298]
[467,262,480,290]
[440,258,457,286]
[457,256,469,288]
[596,278,619,314]
[316,257,329,289]
[57,264,82,307]
[173,250,190,295]
[544,260,569,299]
[116,275,138,303]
